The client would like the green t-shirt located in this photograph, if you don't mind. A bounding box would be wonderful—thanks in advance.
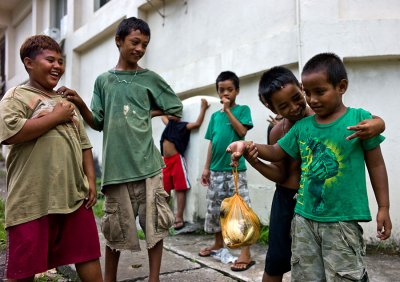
[205,105,253,171]
[91,69,183,186]
[278,107,384,222]
[0,86,92,228]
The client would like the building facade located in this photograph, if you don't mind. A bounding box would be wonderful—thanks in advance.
[1,0,399,244]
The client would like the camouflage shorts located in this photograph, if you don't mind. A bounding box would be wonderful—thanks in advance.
[204,171,250,233]
[291,214,368,281]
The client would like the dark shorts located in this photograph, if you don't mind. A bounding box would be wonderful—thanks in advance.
[6,203,101,280]
[264,184,297,276]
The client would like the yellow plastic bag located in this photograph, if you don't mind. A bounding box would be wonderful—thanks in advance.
[220,167,261,249]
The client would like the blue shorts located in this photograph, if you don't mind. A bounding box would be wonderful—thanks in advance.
[264,184,297,276]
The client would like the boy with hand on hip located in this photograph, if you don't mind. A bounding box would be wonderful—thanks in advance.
[0,35,102,281]
[160,98,209,230]
[241,66,384,282]
[199,71,255,272]
[228,53,391,281]
[65,17,182,282]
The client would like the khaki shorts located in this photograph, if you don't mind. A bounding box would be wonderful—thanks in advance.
[291,214,367,281]
[101,173,174,251]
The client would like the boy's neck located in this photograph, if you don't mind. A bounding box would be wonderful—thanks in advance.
[315,105,347,124]
[115,61,140,71]
[26,82,55,96]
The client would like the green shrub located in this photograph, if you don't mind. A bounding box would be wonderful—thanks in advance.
[258,225,269,245]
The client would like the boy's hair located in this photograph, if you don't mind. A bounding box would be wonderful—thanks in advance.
[20,35,62,62]
[258,66,301,106]
[116,17,151,42]
[215,71,240,91]
[302,53,348,87]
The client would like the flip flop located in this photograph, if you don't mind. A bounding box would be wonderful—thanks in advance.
[230,260,256,272]
[198,247,213,257]
[173,221,185,230]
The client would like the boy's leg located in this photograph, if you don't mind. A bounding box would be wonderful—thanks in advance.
[104,247,120,282]
[75,258,103,282]
[174,190,186,226]
[263,185,297,281]
[291,215,325,281]
[148,240,164,282]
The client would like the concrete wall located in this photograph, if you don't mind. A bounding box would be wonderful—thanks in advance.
[1,0,399,244]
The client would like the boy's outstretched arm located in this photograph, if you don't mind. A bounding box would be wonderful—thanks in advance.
[4,101,75,144]
[365,145,392,240]
[200,141,212,187]
[187,98,210,130]
[60,86,96,129]
[226,141,286,167]
[346,115,385,140]
[82,148,97,209]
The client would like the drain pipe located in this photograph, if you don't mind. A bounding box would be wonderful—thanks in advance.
[296,0,303,75]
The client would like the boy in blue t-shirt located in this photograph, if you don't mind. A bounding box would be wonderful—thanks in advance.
[228,53,391,281]
[199,71,255,272]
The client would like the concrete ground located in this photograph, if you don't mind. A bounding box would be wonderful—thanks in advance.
[0,160,400,281]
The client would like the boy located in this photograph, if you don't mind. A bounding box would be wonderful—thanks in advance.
[228,53,391,281]
[65,17,182,282]
[0,35,102,281]
[240,66,384,282]
[160,98,209,230]
[199,71,255,272]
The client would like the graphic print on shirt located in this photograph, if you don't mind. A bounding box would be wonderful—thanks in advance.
[298,137,339,214]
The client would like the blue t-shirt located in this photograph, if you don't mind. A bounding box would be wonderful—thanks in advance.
[278,107,384,222]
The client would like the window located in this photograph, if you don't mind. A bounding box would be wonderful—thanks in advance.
[94,0,111,11]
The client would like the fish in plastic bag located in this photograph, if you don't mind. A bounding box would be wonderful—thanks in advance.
[220,168,261,249]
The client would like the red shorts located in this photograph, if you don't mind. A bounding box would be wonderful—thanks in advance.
[6,203,101,280]
[162,153,191,194]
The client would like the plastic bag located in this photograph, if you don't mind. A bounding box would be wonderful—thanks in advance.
[220,167,261,249]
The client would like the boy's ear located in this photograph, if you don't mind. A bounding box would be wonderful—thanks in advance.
[338,79,348,95]
[23,57,33,71]
[115,36,121,48]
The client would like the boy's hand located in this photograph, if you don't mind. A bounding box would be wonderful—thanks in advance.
[57,86,85,109]
[243,142,259,164]
[201,168,210,187]
[52,101,75,123]
[200,98,210,110]
[376,207,392,240]
[220,97,231,112]
[346,118,384,140]
[85,185,98,209]
[226,141,248,167]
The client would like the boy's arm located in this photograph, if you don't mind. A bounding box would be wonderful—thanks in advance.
[365,145,392,240]
[151,109,165,118]
[200,141,212,187]
[244,124,288,183]
[61,87,96,129]
[82,148,97,209]
[4,101,75,144]
[227,141,287,167]
[346,115,385,140]
[161,115,169,125]
[222,98,248,137]
[186,98,210,130]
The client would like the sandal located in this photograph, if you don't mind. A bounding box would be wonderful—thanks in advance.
[231,260,256,272]
[173,221,185,230]
[198,247,213,257]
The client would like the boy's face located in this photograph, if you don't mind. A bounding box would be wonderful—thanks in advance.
[302,71,346,119]
[263,83,307,122]
[217,79,239,106]
[116,29,149,67]
[24,49,64,92]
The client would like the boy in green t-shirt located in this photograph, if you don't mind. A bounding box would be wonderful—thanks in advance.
[0,35,102,281]
[228,53,391,281]
[65,17,182,282]
[199,71,255,272]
